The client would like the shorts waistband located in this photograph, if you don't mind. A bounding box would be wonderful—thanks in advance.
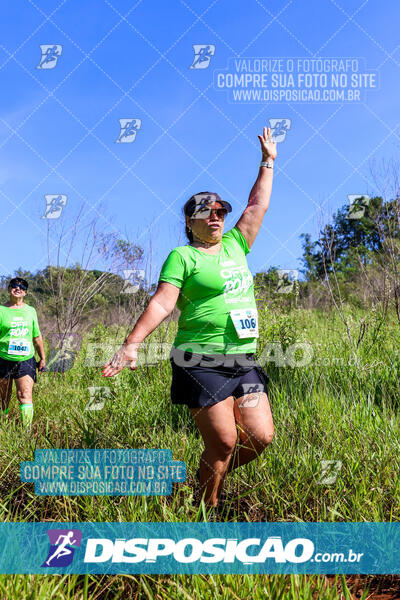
[169,347,256,368]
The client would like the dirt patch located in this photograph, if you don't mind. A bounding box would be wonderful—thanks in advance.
[331,575,400,599]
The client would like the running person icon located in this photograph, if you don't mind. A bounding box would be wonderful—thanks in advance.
[43,195,64,218]
[0,277,46,427]
[103,127,277,507]
[38,45,61,68]
[45,531,78,566]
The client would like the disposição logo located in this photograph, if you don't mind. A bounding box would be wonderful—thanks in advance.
[42,529,82,567]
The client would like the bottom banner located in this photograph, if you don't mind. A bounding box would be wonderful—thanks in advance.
[0,522,398,574]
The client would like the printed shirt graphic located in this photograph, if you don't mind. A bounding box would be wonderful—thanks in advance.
[159,227,257,354]
[0,304,40,361]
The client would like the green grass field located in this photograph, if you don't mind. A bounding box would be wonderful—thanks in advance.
[1,306,399,598]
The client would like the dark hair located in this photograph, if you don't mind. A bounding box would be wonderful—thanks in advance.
[8,277,28,290]
[183,207,194,243]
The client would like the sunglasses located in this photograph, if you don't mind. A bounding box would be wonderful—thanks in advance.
[10,283,27,291]
[192,207,228,220]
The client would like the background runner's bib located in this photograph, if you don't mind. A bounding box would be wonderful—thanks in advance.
[8,339,31,356]
[0,304,40,362]
[159,227,258,354]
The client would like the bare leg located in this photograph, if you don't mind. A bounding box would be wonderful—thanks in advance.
[190,396,237,507]
[227,391,274,473]
[0,377,13,418]
[15,374,34,427]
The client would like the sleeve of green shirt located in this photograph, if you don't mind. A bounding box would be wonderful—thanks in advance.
[158,249,188,289]
[32,308,41,338]
[229,226,250,255]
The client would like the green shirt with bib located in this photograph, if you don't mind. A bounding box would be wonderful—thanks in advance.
[0,304,41,362]
[159,227,258,354]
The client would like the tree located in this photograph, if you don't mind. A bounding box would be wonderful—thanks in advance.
[300,196,396,282]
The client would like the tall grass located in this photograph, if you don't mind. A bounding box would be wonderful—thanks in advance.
[0,307,399,598]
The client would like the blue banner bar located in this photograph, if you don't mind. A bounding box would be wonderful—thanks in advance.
[0,523,399,574]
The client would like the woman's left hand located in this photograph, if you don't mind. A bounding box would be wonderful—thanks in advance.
[258,126,277,161]
[102,343,138,377]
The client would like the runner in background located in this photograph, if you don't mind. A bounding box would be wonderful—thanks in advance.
[103,127,277,508]
[0,277,46,427]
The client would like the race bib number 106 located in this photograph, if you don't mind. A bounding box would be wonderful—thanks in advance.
[230,308,259,339]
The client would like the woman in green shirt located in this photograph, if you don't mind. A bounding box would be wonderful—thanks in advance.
[103,127,277,508]
[0,277,46,427]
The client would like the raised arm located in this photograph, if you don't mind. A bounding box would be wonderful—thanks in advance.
[235,126,277,249]
[102,281,180,377]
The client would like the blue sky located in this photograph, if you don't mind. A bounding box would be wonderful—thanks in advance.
[0,0,399,285]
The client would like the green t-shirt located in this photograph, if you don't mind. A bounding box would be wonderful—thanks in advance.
[0,304,41,362]
[159,226,258,354]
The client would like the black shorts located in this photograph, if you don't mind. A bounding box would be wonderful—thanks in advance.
[0,356,37,382]
[169,348,269,409]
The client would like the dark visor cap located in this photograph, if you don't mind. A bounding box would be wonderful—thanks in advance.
[8,277,28,290]
[183,192,232,217]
